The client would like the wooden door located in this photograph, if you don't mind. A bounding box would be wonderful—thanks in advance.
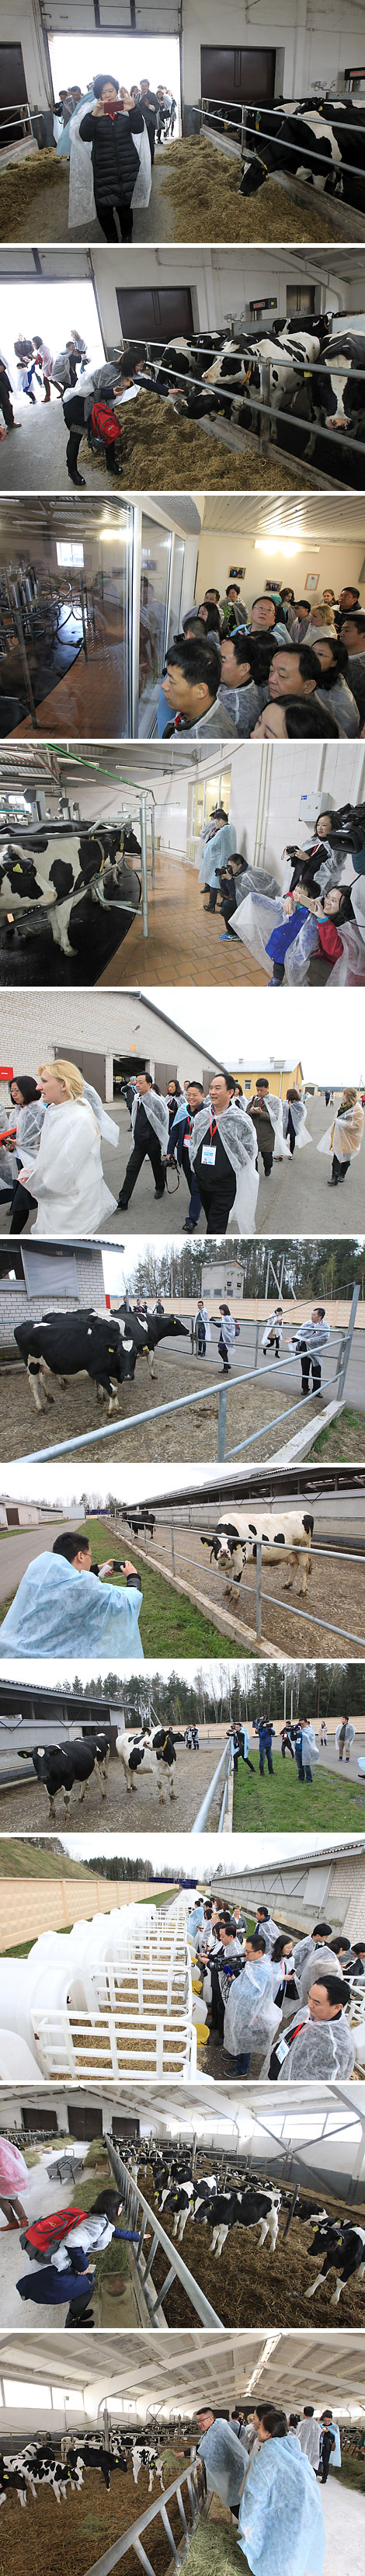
[116,285,194,357]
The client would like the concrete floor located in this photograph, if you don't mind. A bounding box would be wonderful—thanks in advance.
[0,2146,137,2327]
[0,1518,78,1607]
[2,148,174,246]
[0,1095,363,1240]
[185,2479,364,2576]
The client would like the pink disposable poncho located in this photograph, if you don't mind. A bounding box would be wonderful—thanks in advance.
[0,2136,29,2193]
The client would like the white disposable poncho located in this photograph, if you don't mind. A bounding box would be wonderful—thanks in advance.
[193,1306,211,1341]
[187,1902,204,1938]
[224,1958,280,2059]
[297,1941,338,2002]
[282,1098,311,1148]
[262,2005,354,2083]
[130,1091,169,1154]
[297,2420,321,2471]
[299,1722,319,1768]
[54,2213,114,2269]
[217,1314,236,1349]
[198,821,237,890]
[12,1098,47,1157]
[262,1312,283,1352]
[238,2431,325,2576]
[68,103,151,230]
[335,1719,356,1748]
[327,920,365,983]
[0,1548,144,1662]
[82,1080,119,1148]
[20,1097,117,1236]
[232,889,283,972]
[255,1915,277,1951]
[323,2419,341,2467]
[189,1104,259,1236]
[318,1101,364,1163]
[197,2418,246,2507]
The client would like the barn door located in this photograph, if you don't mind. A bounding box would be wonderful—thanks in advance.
[201,47,276,131]
[0,42,28,148]
[54,1046,106,1093]
[67,2104,103,2138]
[116,285,194,356]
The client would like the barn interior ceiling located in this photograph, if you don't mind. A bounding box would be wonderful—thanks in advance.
[0,2329,364,2413]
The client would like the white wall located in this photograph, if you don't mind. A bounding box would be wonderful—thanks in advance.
[228,736,365,885]
[92,245,352,350]
[0,992,214,1107]
[4,1,365,119]
[196,527,365,618]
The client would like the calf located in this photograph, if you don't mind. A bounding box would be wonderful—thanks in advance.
[157,2174,217,2240]
[25,1733,110,1819]
[304,2216,365,2304]
[0,823,141,959]
[116,1725,177,1804]
[193,2183,281,2257]
[0,2455,35,2508]
[201,1510,314,1598]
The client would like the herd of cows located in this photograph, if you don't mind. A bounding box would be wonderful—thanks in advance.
[0,2430,165,2512]
[13,1304,188,1412]
[20,1721,179,1816]
[240,94,365,207]
[138,315,365,479]
[131,2143,365,2301]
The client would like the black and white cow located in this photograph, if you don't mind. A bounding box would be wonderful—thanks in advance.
[0,825,141,958]
[14,1309,132,1418]
[201,1511,314,1597]
[156,2174,217,2240]
[23,1732,110,1819]
[304,2216,365,2304]
[116,1724,177,1804]
[116,1307,189,1382]
[193,2183,282,2257]
[0,2455,35,2508]
[242,96,365,207]
[201,328,324,440]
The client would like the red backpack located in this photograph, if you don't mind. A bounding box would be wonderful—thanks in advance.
[20,2205,88,2263]
[92,401,120,446]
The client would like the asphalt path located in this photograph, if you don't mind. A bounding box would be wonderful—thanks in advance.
[0,1092,363,1240]
[144,1320,365,1415]
[0,1517,78,1605]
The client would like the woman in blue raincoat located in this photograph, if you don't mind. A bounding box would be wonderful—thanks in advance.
[238,2403,325,2576]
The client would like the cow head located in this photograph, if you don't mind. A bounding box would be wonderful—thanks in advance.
[152,1727,176,1767]
[240,155,267,193]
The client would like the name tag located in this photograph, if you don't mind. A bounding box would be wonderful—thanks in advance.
[201,1144,216,1166]
[183,1130,191,1147]
[274,2033,290,2063]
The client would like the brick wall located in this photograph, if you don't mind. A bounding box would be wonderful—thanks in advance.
[0,1246,106,1347]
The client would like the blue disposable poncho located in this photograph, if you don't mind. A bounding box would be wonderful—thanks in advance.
[198,822,237,889]
[0,1549,144,1662]
[188,1902,205,1938]
[238,2432,325,2576]
[197,2418,247,2506]
[224,1957,280,2059]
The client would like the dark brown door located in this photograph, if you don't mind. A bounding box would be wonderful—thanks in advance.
[116,285,194,354]
[201,47,276,125]
[67,2104,103,2139]
[22,2104,57,2132]
[54,1047,106,1094]
[112,2116,140,2140]
[0,43,28,148]
[6,1506,19,1524]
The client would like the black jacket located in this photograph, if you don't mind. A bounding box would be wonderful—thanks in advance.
[79,103,144,204]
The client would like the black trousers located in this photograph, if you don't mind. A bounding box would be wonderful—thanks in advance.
[95,198,134,240]
[257,1152,273,1176]
[301,1358,322,1394]
[332,1154,350,1183]
[196,1169,236,1234]
[0,371,14,428]
[9,1182,38,1234]
[318,2435,332,2484]
[119,1136,166,1206]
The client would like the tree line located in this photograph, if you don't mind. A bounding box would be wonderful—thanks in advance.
[70,1663,365,1727]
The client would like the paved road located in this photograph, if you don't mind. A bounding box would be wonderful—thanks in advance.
[0,1517,78,1607]
[143,1320,364,1415]
[98,1094,365,1239]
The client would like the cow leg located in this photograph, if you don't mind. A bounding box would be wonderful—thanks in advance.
[62,1790,72,1817]
[297,1550,309,1598]
[94,1756,107,1800]
[78,1776,89,1802]
[50,896,75,956]
[169,1771,176,1798]
[146,1349,155,1377]
[158,1775,167,1804]
[47,1792,57,1822]
[283,1551,296,1589]
[267,2206,280,2251]
[304,2272,326,2297]
[211,2225,228,2255]
[330,2278,344,2305]
[26,1359,48,1413]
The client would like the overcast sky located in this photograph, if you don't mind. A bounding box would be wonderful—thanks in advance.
[61,1829,333,1866]
[144,987,364,1084]
[0,1460,238,1509]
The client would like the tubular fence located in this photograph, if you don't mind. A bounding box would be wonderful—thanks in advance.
[199,90,365,195]
[116,328,365,479]
[82,2454,207,2576]
[106,2135,221,2326]
[16,1285,359,1464]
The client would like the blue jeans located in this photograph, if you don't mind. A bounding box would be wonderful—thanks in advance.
[232,2052,251,2076]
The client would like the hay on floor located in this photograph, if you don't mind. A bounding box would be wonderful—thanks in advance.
[0,150,61,238]
[158,130,346,243]
[80,389,312,492]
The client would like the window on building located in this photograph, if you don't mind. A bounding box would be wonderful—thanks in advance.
[192,766,231,836]
[56,541,84,568]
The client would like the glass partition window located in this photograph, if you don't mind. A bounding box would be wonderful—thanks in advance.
[192,766,231,834]
[167,535,186,649]
[138,515,172,734]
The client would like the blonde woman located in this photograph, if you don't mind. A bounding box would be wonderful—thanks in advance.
[16,1059,117,1235]
[318,1087,364,1188]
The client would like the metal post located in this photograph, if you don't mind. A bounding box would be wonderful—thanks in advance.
[80,587,89,660]
[140,792,148,938]
[12,607,37,728]
[337,1282,360,1399]
[259,362,271,451]
[255,1541,262,1643]
[151,805,155,888]
[171,1523,176,1574]
[254,1319,259,1372]
[217,1384,228,1459]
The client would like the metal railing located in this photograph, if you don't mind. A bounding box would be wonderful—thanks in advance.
[191,1735,234,1834]
[0,100,33,145]
[135,1521,365,1652]
[18,1287,358,1464]
[106,2136,221,2327]
[198,90,365,197]
[123,329,365,477]
[82,2462,206,2576]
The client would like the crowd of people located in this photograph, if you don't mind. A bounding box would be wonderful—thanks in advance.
[229,1695,358,1778]
[188,1892,363,2080]
[152,580,365,745]
[217,793,365,987]
[1,1067,363,1238]
[195,2397,339,2576]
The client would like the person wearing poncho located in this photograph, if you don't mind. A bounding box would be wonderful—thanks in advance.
[223,1943,280,2076]
[118,1072,169,1209]
[290,1307,330,1399]
[336,1717,356,1763]
[189,1072,259,1237]
[318,1088,365,1185]
[197,813,237,915]
[246,1080,289,1176]
[0,2135,30,2226]
[237,2410,325,2576]
[262,1976,354,2082]
[67,77,151,236]
[0,1533,144,1662]
[16,1059,117,1237]
[196,2411,246,2508]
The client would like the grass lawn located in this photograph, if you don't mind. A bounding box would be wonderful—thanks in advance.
[233,1750,365,1832]
[0,1835,92,1880]
[85,1519,257,1659]
[311,1404,365,1461]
